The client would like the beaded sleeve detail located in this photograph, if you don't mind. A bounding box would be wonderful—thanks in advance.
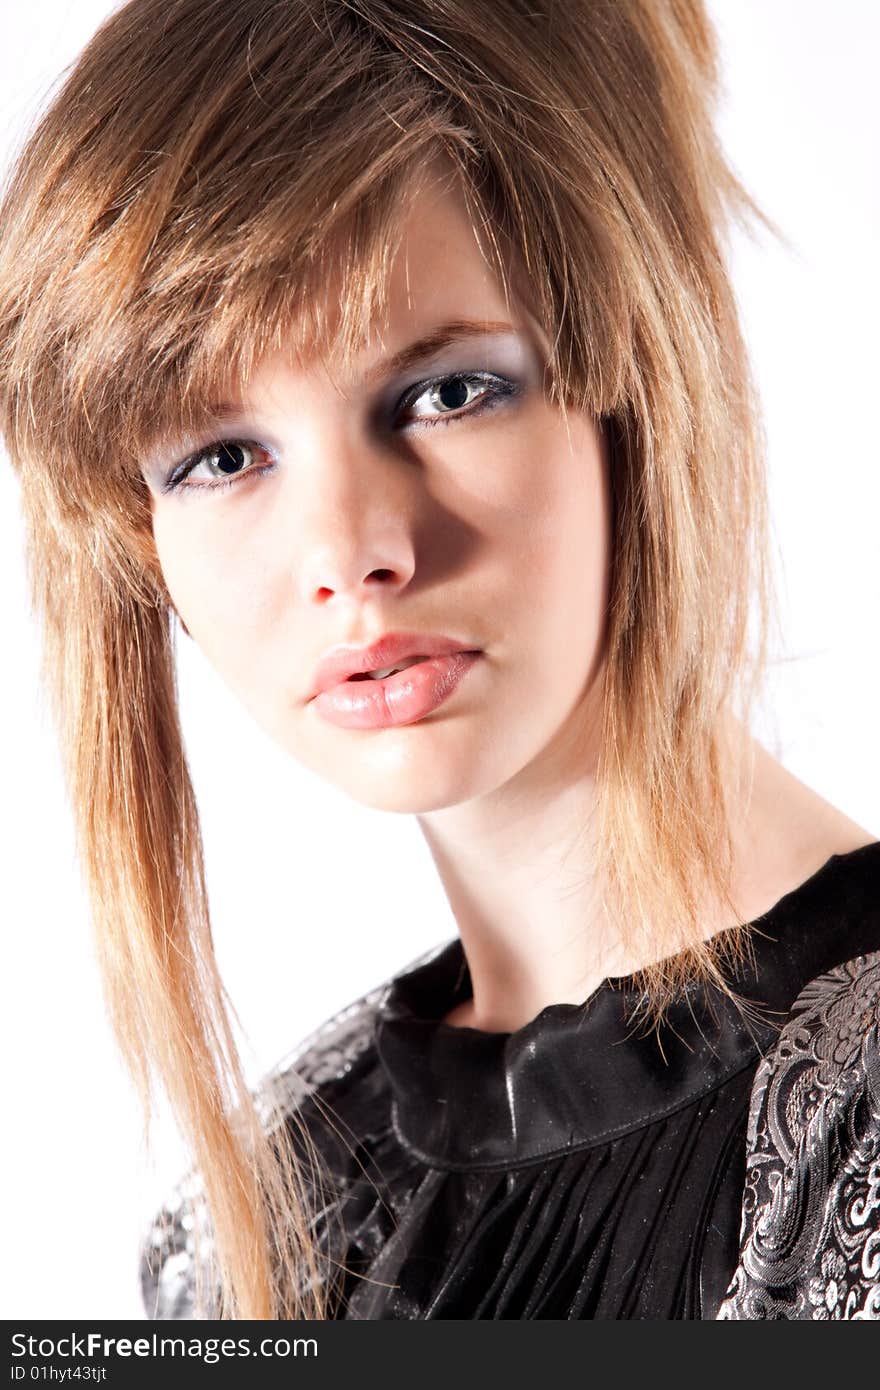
[717,951,880,1319]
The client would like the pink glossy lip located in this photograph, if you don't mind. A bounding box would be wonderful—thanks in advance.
[308,631,483,731]
[308,630,481,699]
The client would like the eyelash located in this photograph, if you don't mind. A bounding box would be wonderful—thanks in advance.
[163,370,520,494]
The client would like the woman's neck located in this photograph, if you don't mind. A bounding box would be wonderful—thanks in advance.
[417,709,876,1033]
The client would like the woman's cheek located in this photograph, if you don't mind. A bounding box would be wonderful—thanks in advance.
[153,509,259,654]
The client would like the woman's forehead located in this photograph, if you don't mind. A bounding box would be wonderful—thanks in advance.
[297,170,523,360]
[138,181,545,453]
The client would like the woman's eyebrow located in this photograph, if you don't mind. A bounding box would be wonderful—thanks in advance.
[144,320,519,464]
[142,404,252,467]
[363,319,516,385]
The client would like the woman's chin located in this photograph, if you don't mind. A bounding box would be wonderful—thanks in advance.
[283,725,506,815]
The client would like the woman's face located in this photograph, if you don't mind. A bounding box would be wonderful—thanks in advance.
[142,172,612,813]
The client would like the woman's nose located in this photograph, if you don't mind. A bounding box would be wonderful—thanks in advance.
[293,427,418,607]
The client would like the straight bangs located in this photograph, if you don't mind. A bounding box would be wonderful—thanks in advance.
[0,0,699,595]
[0,25,498,583]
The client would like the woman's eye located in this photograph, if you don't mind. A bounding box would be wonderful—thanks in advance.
[162,372,519,491]
[166,440,272,492]
[200,441,254,477]
[397,372,518,427]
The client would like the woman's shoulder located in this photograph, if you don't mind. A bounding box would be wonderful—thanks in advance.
[138,943,440,1319]
[718,945,880,1319]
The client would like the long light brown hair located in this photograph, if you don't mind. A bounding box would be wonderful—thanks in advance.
[0,0,780,1319]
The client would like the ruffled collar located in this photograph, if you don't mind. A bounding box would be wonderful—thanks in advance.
[375,843,880,1170]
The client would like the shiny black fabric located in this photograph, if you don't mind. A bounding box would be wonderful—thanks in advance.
[279,839,878,1317]
[284,841,880,1319]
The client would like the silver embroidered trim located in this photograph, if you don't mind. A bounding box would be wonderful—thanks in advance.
[717,951,880,1319]
[139,942,449,1320]
[141,941,880,1320]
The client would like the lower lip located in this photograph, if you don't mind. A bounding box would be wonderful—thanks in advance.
[312,651,483,730]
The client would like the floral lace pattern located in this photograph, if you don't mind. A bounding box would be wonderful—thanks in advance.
[717,952,880,1319]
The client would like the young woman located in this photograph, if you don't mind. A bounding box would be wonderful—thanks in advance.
[1,0,877,1321]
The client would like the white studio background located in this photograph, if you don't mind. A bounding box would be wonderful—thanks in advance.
[0,1,877,1320]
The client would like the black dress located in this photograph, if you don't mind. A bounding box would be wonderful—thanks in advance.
[142,840,880,1320]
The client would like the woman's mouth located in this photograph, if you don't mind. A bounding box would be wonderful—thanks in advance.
[312,651,482,729]
[347,655,427,681]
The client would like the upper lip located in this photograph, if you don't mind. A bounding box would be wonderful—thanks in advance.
[309,631,481,699]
